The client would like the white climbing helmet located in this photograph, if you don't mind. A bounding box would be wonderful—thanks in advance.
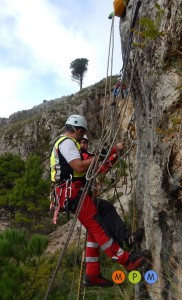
[82,134,88,142]
[65,115,88,131]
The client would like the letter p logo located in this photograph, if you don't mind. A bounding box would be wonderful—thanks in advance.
[128,271,141,284]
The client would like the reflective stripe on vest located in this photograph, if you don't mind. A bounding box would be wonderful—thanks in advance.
[50,136,86,182]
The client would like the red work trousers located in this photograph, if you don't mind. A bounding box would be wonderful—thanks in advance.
[58,181,129,275]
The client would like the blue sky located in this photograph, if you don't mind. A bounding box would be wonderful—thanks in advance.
[0,0,123,117]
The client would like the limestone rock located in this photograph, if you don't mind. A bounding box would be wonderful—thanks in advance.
[120,0,182,298]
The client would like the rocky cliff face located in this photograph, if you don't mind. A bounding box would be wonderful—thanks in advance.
[0,80,107,161]
[120,0,182,299]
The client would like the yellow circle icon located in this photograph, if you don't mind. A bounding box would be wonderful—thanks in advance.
[112,270,125,284]
[128,270,141,284]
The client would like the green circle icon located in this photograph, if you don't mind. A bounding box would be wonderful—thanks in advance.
[128,271,141,284]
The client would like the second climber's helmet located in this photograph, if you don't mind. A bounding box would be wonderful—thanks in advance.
[65,115,88,131]
[82,134,88,142]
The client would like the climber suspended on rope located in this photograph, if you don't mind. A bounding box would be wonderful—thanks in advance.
[112,78,128,99]
[80,134,119,196]
[80,134,123,174]
[80,135,95,159]
[50,114,147,287]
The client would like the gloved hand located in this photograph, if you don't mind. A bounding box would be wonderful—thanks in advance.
[101,148,107,156]
[99,148,108,161]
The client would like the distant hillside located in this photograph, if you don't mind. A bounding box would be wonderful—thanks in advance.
[0,77,118,170]
[0,95,70,127]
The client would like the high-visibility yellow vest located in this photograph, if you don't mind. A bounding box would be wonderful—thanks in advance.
[50,136,86,182]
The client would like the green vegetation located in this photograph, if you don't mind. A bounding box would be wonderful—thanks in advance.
[0,227,136,300]
[139,2,165,40]
[0,228,48,300]
[155,111,182,142]
[0,153,25,207]
[132,1,182,97]
[133,2,182,56]
[132,2,165,47]
[70,58,89,90]
[9,155,50,232]
[0,153,50,233]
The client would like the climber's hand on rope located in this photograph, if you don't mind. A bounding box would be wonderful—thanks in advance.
[116,143,124,156]
[99,148,108,161]
[110,143,124,157]
[116,143,123,151]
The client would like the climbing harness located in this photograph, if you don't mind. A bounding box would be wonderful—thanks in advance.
[50,175,74,224]
[50,183,64,225]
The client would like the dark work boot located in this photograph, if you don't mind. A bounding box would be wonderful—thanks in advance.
[122,250,147,271]
[83,273,114,287]
[132,228,145,245]
[123,228,145,250]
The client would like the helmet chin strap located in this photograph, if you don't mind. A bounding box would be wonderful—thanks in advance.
[70,125,85,142]
[71,125,77,132]
[71,125,81,141]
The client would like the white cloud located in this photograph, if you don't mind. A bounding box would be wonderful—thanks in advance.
[0,0,123,117]
[0,67,31,115]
